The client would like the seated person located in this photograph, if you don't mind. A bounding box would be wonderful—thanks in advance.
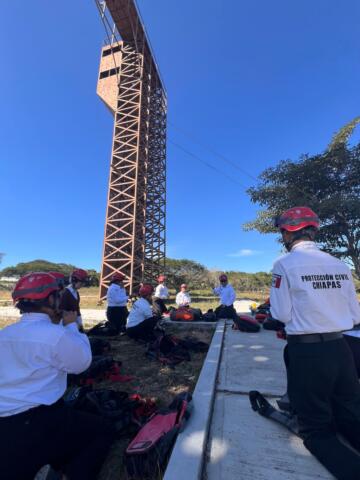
[0,272,115,480]
[175,284,191,308]
[153,275,169,316]
[127,284,161,340]
[213,274,237,320]
[106,272,128,333]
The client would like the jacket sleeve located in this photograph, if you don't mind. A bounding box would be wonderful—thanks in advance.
[51,323,92,374]
[270,262,292,324]
[229,286,236,304]
[213,286,220,296]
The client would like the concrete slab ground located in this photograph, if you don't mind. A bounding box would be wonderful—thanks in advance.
[206,325,334,480]
[218,325,287,396]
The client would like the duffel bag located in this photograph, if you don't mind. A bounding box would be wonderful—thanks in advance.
[255,313,268,323]
[233,314,260,333]
[125,392,192,478]
[170,308,194,322]
[262,318,285,331]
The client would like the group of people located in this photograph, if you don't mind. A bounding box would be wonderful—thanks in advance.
[2,204,360,479]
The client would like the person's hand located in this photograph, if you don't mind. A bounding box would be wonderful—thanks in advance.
[62,310,78,326]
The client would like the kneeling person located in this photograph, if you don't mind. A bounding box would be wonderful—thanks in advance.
[127,284,160,341]
[0,272,115,480]
[176,284,191,308]
[106,272,128,333]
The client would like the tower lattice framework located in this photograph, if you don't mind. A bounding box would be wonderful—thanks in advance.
[96,0,166,298]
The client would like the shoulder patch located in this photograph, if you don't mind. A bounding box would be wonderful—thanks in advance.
[272,274,282,288]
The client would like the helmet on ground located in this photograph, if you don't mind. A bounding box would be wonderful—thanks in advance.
[139,284,154,297]
[275,207,319,232]
[12,272,59,303]
[48,271,66,289]
[181,284,187,289]
[157,275,166,283]
[219,274,228,282]
[111,272,125,282]
[71,268,88,282]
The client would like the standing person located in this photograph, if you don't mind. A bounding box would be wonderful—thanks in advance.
[59,268,89,331]
[106,272,128,333]
[0,272,115,480]
[153,275,169,316]
[126,284,160,341]
[271,206,360,479]
[213,274,237,320]
[176,284,191,308]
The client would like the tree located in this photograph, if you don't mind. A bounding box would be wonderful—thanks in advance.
[165,258,209,289]
[0,260,100,286]
[244,117,360,277]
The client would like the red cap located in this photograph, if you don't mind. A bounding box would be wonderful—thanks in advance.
[219,274,228,282]
[275,207,319,232]
[71,269,88,282]
[12,272,59,303]
[157,275,166,283]
[139,284,154,297]
[111,272,125,282]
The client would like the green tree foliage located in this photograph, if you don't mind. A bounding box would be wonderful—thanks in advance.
[0,260,100,286]
[244,117,360,277]
[165,258,208,289]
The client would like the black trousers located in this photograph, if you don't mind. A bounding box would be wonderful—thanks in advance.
[106,306,128,333]
[215,304,237,321]
[344,334,360,377]
[126,316,159,341]
[0,399,115,480]
[153,297,168,316]
[288,338,360,480]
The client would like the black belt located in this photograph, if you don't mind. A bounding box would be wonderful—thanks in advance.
[287,332,343,344]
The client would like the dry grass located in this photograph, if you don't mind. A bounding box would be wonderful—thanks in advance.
[93,324,214,480]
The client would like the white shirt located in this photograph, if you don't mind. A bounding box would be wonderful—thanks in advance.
[0,313,92,417]
[176,291,191,307]
[213,284,236,306]
[107,283,128,307]
[126,298,153,328]
[154,284,169,299]
[270,241,360,335]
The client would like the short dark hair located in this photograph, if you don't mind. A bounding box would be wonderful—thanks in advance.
[291,226,317,242]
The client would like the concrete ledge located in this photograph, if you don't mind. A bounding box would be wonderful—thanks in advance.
[163,319,226,480]
[163,319,217,328]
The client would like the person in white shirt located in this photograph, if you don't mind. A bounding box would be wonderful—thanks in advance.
[0,272,115,480]
[213,274,237,321]
[127,284,161,340]
[271,206,360,479]
[176,284,191,307]
[153,274,169,316]
[106,272,128,333]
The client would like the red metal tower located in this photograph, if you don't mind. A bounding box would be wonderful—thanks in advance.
[96,0,166,298]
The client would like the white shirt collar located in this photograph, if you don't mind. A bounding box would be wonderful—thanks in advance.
[20,312,51,323]
[291,241,318,252]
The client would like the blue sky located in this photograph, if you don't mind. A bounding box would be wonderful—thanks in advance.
[1,0,360,273]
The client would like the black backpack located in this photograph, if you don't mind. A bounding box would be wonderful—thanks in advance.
[87,321,118,337]
[146,335,191,367]
[88,337,111,356]
[233,314,261,333]
[125,392,192,478]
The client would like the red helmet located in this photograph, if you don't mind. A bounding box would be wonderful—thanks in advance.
[181,284,187,289]
[157,275,166,283]
[48,271,66,288]
[219,274,228,282]
[275,207,319,232]
[139,284,154,297]
[111,272,125,282]
[71,268,88,282]
[12,272,59,303]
